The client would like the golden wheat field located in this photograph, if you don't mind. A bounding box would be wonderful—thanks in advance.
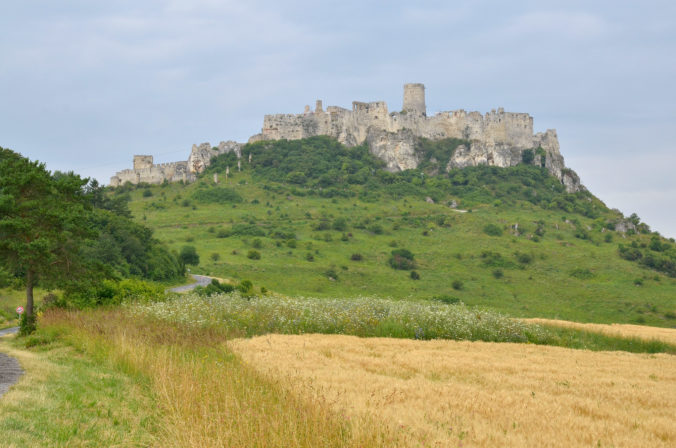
[229,334,676,448]
[524,318,676,345]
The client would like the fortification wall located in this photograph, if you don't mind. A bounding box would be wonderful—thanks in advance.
[257,99,545,152]
[111,83,578,192]
[248,83,577,191]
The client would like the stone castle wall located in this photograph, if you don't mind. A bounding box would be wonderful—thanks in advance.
[248,83,579,191]
[110,140,241,187]
[111,83,580,192]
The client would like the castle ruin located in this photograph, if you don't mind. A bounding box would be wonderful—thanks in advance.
[111,83,580,192]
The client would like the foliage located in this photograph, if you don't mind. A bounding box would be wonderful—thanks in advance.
[179,246,200,266]
[247,250,261,260]
[133,293,551,343]
[0,147,95,328]
[415,138,467,174]
[64,278,166,308]
[619,239,676,277]
[483,223,503,236]
[84,208,183,281]
[192,186,243,204]
[194,279,235,297]
[388,248,416,270]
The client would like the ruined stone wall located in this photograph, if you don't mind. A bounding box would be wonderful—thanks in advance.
[110,140,241,187]
[110,161,194,187]
[111,83,579,192]
[249,83,578,191]
[133,155,154,170]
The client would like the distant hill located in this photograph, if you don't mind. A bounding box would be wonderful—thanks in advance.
[118,137,676,327]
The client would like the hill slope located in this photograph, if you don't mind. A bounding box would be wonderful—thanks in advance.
[118,137,676,327]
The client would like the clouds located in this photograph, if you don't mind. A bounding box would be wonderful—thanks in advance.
[0,1,674,236]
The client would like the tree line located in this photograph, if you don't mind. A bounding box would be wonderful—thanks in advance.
[0,147,184,334]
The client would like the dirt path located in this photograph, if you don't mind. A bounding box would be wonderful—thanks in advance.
[0,332,22,398]
[0,328,18,337]
[168,274,212,293]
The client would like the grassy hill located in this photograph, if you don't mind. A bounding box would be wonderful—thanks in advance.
[118,137,676,327]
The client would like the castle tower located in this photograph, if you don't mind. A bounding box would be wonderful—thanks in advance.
[402,83,426,116]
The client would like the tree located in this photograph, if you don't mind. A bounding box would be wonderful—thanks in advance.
[179,245,200,265]
[0,148,94,334]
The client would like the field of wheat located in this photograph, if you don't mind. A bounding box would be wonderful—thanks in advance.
[230,334,676,447]
[525,318,676,345]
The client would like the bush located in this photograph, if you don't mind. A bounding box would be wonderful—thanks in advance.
[195,279,234,297]
[252,238,263,249]
[452,280,464,290]
[192,187,243,203]
[430,295,461,305]
[64,278,166,308]
[410,270,420,280]
[180,246,200,266]
[238,280,254,295]
[210,253,220,262]
[332,217,348,231]
[521,149,535,165]
[142,189,152,197]
[350,253,363,261]
[492,269,504,279]
[247,250,261,260]
[388,248,416,270]
[483,223,503,237]
[514,252,534,264]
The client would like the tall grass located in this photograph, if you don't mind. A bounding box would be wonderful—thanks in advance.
[133,292,549,343]
[132,293,676,354]
[36,309,398,447]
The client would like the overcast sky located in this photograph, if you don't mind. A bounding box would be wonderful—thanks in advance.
[1,1,675,237]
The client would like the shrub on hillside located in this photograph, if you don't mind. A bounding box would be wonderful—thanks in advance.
[195,279,234,297]
[514,252,534,264]
[192,187,243,203]
[483,223,503,236]
[350,253,363,261]
[521,149,535,165]
[180,246,200,266]
[388,248,416,270]
[247,250,261,260]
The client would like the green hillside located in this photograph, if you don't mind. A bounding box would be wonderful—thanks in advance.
[119,137,676,327]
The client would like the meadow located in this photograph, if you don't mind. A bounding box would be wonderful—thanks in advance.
[123,168,676,327]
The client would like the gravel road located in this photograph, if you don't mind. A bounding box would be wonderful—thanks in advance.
[169,274,212,293]
[0,328,22,398]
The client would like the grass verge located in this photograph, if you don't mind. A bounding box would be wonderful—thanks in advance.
[0,330,159,447]
[2,309,399,447]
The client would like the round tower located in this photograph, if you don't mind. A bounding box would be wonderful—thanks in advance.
[402,83,426,116]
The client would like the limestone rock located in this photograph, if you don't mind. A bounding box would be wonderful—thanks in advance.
[366,128,418,172]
